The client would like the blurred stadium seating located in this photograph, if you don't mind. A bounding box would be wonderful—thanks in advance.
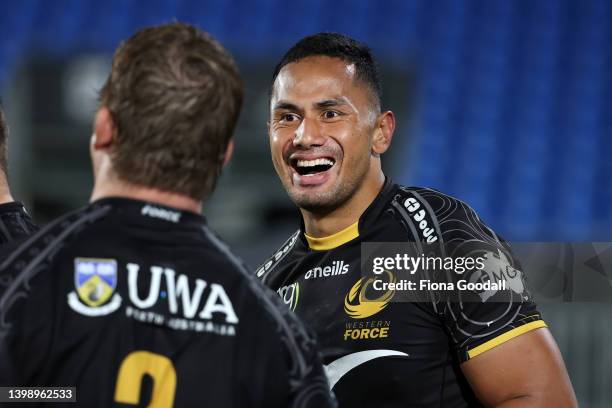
[0,1,610,406]
[0,0,610,240]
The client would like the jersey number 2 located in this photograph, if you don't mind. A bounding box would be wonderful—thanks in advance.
[114,351,177,408]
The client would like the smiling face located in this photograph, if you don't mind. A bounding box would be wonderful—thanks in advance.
[269,56,384,213]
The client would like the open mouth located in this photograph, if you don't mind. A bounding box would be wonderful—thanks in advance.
[292,158,336,176]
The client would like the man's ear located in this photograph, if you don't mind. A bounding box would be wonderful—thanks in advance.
[372,110,396,155]
[222,139,234,167]
[92,107,116,150]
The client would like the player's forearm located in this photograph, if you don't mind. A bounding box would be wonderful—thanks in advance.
[494,393,577,408]
[494,395,536,408]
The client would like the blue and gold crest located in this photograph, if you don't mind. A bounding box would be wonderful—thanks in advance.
[74,258,118,307]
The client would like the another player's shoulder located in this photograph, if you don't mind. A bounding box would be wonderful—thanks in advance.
[1,203,111,267]
[0,202,38,246]
[0,203,111,328]
[204,225,323,370]
[202,226,302,327]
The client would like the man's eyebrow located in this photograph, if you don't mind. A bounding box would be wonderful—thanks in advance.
[272,101,300,111]
[314,98,350,109]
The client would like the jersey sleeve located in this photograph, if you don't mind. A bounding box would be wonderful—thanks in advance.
[396,189,546,362]
[420,191,546,363]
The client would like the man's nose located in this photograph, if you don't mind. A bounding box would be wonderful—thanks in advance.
[293,117,324,148]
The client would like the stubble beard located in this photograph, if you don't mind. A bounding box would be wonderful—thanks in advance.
[287,159,370,215]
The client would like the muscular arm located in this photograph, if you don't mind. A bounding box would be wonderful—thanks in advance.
[461,328,577,407]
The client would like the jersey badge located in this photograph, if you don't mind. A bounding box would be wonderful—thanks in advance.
[68,258,123,316]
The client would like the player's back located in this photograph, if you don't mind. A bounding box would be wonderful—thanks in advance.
[0,198,333,407]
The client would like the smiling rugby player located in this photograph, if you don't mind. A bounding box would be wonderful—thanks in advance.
[257,33,577,407]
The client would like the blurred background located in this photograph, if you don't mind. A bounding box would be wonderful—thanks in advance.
[0,0,610,405]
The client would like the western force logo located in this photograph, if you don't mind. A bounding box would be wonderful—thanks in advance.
[68,258,123,316]
[277,282,300,311]
[305,260,349,280]
[344,272,395,319]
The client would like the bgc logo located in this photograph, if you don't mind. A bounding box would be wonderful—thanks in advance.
[277,282,300,312]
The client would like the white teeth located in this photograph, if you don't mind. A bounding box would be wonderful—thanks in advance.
[296,158,335,168]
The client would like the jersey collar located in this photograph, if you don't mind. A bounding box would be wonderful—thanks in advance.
[304,221,359,251]
[301,178,397,251]
[91,197,205,227]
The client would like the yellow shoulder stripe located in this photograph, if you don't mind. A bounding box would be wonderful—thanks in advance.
[304,221,359,251]
[467,320,548,359]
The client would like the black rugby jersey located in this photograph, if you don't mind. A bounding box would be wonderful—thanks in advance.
[257,180,546,407]
[0,202,37,249]
[0,197,335,408]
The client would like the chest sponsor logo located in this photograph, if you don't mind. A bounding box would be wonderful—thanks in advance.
[68,258,123,316]
[305,260,349,280]
[403,197,438,244]
[277,282,300,311]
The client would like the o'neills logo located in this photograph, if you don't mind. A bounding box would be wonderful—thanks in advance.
[305,260,349,280]
[344,272,395,319]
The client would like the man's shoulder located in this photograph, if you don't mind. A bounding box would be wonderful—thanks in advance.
[0,203,111,336]
[2,203,110,263]
[391,185,480,222]
[0,201,39,247]
[386,184,496,243]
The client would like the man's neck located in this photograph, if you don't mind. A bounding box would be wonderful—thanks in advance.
[0,192,13,205]
[301,172,385,238]
[90,177,203,215]
[0,174,13,204]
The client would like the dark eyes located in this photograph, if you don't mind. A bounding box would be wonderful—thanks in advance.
[280,113,299,122]
[277,110,341,123]
[322,110,340,119]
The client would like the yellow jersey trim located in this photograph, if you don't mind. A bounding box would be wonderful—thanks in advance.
[467,320,548,359]
[305,221,359,251]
